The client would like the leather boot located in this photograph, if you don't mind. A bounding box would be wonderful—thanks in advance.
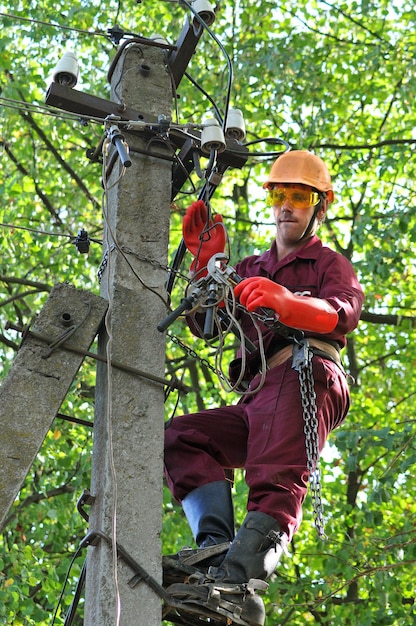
[182,480,235,548]
[163,481,235,588]
[208,510,288,583]
[179,480,235,568]
[165,512,287,626]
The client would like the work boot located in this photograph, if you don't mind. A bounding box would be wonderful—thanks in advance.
[164,480,235,586]
[182,480,235,548]
[181,480,235,567]
[209,510,288,583]
[165,512,287,626]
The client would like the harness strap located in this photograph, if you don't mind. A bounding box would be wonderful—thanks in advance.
[267,338,342,370]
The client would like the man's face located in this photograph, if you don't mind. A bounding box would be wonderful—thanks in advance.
[269,183,327,244]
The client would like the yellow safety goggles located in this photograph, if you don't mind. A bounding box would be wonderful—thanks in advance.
[267,186,321,210]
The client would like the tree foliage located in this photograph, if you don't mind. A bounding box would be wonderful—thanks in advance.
[0,1,415,624]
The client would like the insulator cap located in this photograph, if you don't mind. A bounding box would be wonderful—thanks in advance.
[201,118,226,154]
[52,51,79,88]
[150,33,169,46]
[191,0,216,27]
[225,108,246,142]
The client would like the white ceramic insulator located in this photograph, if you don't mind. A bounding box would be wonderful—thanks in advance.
[150,33,169,46]
[201,118,226,154]
[191,0,216,26]
[225,108,246,142]
[52,51,79,88]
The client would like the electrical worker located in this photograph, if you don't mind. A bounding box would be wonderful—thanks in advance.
[164,150,364,626]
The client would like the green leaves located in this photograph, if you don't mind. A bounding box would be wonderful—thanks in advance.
[1,0,416,624]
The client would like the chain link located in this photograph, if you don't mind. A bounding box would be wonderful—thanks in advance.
[297,341,327,539]
[97,244,191,284]
[167,331,227,382]
[97,243,115,284]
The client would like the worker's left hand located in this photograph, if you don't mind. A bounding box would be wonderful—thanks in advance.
[234,277,290,316]
[182,200,226,259]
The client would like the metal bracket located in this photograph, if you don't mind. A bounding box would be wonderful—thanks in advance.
[42,303,92,359]
[76,489,95,523]
[167,15,206,88]
[45,83,248,202]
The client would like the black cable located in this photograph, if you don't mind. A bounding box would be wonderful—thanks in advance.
[0,11,108,38]
[243,137,291,157]
[63,560,87,626]
[184,70,223,122]
[50,545,86,626]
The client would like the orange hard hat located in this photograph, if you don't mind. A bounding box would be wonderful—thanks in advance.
[263,150,334,202]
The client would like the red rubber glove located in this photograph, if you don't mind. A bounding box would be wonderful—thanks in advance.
[234,276,338,334]
[182,200,226,276]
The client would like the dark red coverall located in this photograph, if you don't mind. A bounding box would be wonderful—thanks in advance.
[164,235,364,541]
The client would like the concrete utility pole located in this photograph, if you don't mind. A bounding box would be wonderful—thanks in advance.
[83,44,172,625]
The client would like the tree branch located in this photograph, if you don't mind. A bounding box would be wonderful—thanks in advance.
[2,484,76,529]
[1,141,63,226]
[0,276,51,290]
[317,138,416,150]
[17,92,101,211]
[0,288,48,308]
[319,0,394,46]
[360,310,416,327]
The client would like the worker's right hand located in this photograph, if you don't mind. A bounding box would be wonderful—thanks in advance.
[182,200,226,275]
[234,276,338,333]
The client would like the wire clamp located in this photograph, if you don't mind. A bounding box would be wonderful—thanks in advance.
[104,114,132,168]
[74,228,90,254]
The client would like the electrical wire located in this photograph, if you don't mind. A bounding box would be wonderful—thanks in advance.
[50,544,86,625]
[181,261,270,397]
[101,142,122,626]
[0,222,72,240]
[243,137,291,158]
[158,0,242,299]
[184,70,224,122]
[96,129,171,307]
[0,221,103,248]
[0,11,109,39]
[0,96,109,126]
[213,287,267,395]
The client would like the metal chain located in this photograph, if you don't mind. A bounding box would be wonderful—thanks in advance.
[297,342,327,539]
[97,243,115,284]
[167,331,227,381]
[97,244,191,284]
